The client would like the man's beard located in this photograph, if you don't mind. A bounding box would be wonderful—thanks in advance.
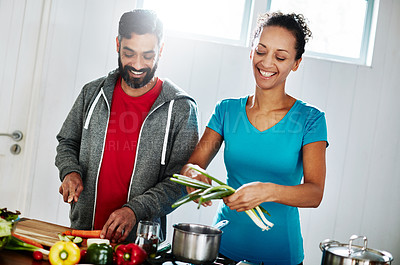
[118,56,158,89]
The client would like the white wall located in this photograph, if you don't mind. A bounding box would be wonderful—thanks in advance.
[1,0,399,264]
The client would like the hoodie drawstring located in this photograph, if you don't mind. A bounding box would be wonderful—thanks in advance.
[84,89,108,129]
[161,99,174,165]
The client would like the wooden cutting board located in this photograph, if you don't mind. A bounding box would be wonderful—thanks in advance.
[14,218,72,248]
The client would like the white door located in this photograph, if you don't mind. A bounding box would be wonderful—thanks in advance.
[0,0,47,213]
[0,0,133,225]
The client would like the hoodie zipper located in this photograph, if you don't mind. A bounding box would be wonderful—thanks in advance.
[126,99,174,201]
[161,99,174,165]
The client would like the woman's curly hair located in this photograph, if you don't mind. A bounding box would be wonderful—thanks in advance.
[251,12,312,60]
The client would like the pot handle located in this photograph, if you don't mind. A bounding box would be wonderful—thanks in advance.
[214,220,229,230]
[348,235,367,253]
[319,239,341,251]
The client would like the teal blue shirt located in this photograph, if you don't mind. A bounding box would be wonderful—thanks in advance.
[207,96,328,265]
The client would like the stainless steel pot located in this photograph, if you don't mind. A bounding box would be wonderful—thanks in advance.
[172,222,227,264]
[320,235,393,265]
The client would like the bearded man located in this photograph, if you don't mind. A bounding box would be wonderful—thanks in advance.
[55,9,199,243]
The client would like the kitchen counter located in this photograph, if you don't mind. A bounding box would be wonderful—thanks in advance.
[1,218,235,265]
[0,248,49,265]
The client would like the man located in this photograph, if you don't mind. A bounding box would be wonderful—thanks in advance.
[55,9,199,243]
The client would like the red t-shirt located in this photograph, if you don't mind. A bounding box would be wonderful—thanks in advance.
[94,77,162,230]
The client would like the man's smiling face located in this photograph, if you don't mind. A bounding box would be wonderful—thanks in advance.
[117,33,162,89]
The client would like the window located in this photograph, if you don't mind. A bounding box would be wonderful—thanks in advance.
[267,0,377,65]
[136,0,377,65]
[136,0,253,46]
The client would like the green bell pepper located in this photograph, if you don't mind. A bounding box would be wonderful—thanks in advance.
[86,243,113,264]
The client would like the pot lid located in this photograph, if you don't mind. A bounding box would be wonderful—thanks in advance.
[326,246,393,262]
[320,235,393,263]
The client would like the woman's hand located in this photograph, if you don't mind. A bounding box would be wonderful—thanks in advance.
[182,164,212,192]
[223,182,276,212]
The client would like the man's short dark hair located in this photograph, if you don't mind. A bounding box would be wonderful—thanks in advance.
[118,9,163,45]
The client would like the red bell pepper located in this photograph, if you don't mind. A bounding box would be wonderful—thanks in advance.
[114,243,147,265]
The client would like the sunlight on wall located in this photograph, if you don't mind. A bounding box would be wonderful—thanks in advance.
[141,0,247,42]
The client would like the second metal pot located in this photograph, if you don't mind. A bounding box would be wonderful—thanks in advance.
[172,223,223,264]
[319,235,393,265]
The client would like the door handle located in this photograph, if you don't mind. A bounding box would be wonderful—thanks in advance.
[0,130,23,142]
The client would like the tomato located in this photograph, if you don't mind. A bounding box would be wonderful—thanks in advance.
[80,249,87,262]
[32,250,43,261]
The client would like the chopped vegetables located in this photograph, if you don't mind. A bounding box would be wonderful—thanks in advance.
[170,166,274,231]
[58,233,83,245]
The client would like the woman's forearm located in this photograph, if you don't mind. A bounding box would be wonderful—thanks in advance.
[265,182,324,208]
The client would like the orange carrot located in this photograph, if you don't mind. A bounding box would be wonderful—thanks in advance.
[62,230,72,236]
[71,229,101,238]
[13,234,44,249]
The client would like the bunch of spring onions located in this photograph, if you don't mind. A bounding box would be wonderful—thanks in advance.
[170,166,274,231]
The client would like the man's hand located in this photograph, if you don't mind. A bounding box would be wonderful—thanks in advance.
[101,207,136,243]
[59,172,83,203]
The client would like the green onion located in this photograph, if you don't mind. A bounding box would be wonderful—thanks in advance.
[199,185,235,197]
[245,209,271,231]
[255,206,274,228]
[189,166,226,186]
[258,205,271,217]
[197,189,234,209]
[170,176,212,189]
[172,189,203,208]
[170,167,274,231]
[172,174,213,188]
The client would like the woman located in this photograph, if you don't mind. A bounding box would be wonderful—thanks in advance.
[181,12,328,264]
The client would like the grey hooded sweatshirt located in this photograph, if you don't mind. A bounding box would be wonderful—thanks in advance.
[55,69,199,240]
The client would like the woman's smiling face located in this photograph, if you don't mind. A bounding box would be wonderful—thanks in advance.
[251,25,302,91]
